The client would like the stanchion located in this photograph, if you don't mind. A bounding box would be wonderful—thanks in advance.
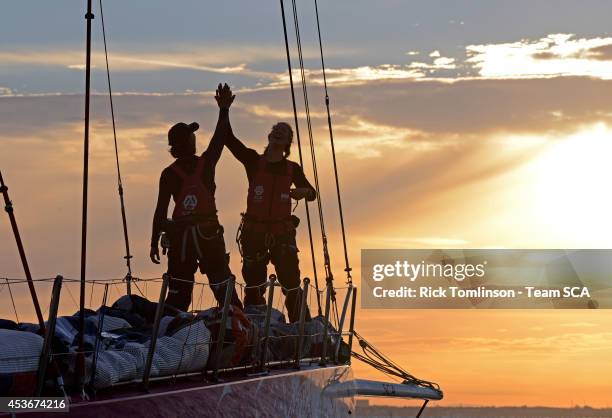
[142,274,169,390]
[36,275,63,396]
[334,284,353,363]
[347,287,357,361]
[319,278,332,366]
[295,277,310,369]
[89,283,109,392]
[212,275,236,381]
[259,274,277,371]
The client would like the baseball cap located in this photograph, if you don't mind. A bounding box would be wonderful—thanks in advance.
[168,122,199,146]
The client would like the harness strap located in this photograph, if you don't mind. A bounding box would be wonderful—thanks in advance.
[177,223,221,262]
[180,228,189,262]
[235,215,245,258]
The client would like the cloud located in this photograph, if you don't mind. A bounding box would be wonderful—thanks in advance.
[466,33,612,80]
[407,237,470,246]
[0,43,357,82]
[331,117,433,158]
[388,332,612,354]
[0,86,13,96]
[409,57,457,71]
[363,236,469,248]
[7,33,612,98]
[270,65,426,88]
[238,103,327,120]
[3,73,612,279]
[0,48,269,81]
[560,322,599,328]
[327,76,612,137]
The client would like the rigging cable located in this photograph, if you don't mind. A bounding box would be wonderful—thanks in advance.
[278,0,322,316]
[289,0,335,299]
[99,0,134,295]
[313,0,352,284]
[5,279,20,323]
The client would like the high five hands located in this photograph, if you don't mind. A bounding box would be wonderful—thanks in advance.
[215,83,235,109]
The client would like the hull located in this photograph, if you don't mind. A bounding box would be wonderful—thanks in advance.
[18,365,355,418]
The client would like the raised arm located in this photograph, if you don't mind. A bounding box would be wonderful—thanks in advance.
[224,115,258,166]
[213,87,259,166]
[201,108,230,165]
[202,83,234,164]
[150,171,171,263]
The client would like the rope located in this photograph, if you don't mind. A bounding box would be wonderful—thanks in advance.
[99,0,134,293]
[313,0,352,283]
[194,280,206,311]
[65,283,80,310]
[133,281,145,297]
[89,279,95,306]
[352,331,441,393]
[5,279,20,323]
[278,0,323,316]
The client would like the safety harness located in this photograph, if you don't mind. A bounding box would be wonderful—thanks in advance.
[236,156,300,261]
[161,156,220,262]
[170,156,216,220]
[245,156,294,223]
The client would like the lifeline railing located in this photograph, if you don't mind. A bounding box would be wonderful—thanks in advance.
[0,273,357,397]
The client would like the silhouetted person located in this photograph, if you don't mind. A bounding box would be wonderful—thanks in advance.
[150,83,242,312]
[223,92,315,323]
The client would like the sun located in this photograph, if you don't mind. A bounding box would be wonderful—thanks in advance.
[528,123,612,247]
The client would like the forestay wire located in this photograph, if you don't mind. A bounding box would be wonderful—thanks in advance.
[313,0,352,284]
[99,0,134,295]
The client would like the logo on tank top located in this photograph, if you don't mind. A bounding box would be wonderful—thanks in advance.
[183,194,198,211]
[254,185,264,202]
[280,192,290,201]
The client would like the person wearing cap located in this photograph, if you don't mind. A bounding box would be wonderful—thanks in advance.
[150,83,242,312]
[222,97,316,323]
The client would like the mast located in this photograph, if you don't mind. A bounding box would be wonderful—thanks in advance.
[0,170,45,330]
[77,0,94,391]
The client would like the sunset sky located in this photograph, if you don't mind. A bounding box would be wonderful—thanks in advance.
[2,0,612,408]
